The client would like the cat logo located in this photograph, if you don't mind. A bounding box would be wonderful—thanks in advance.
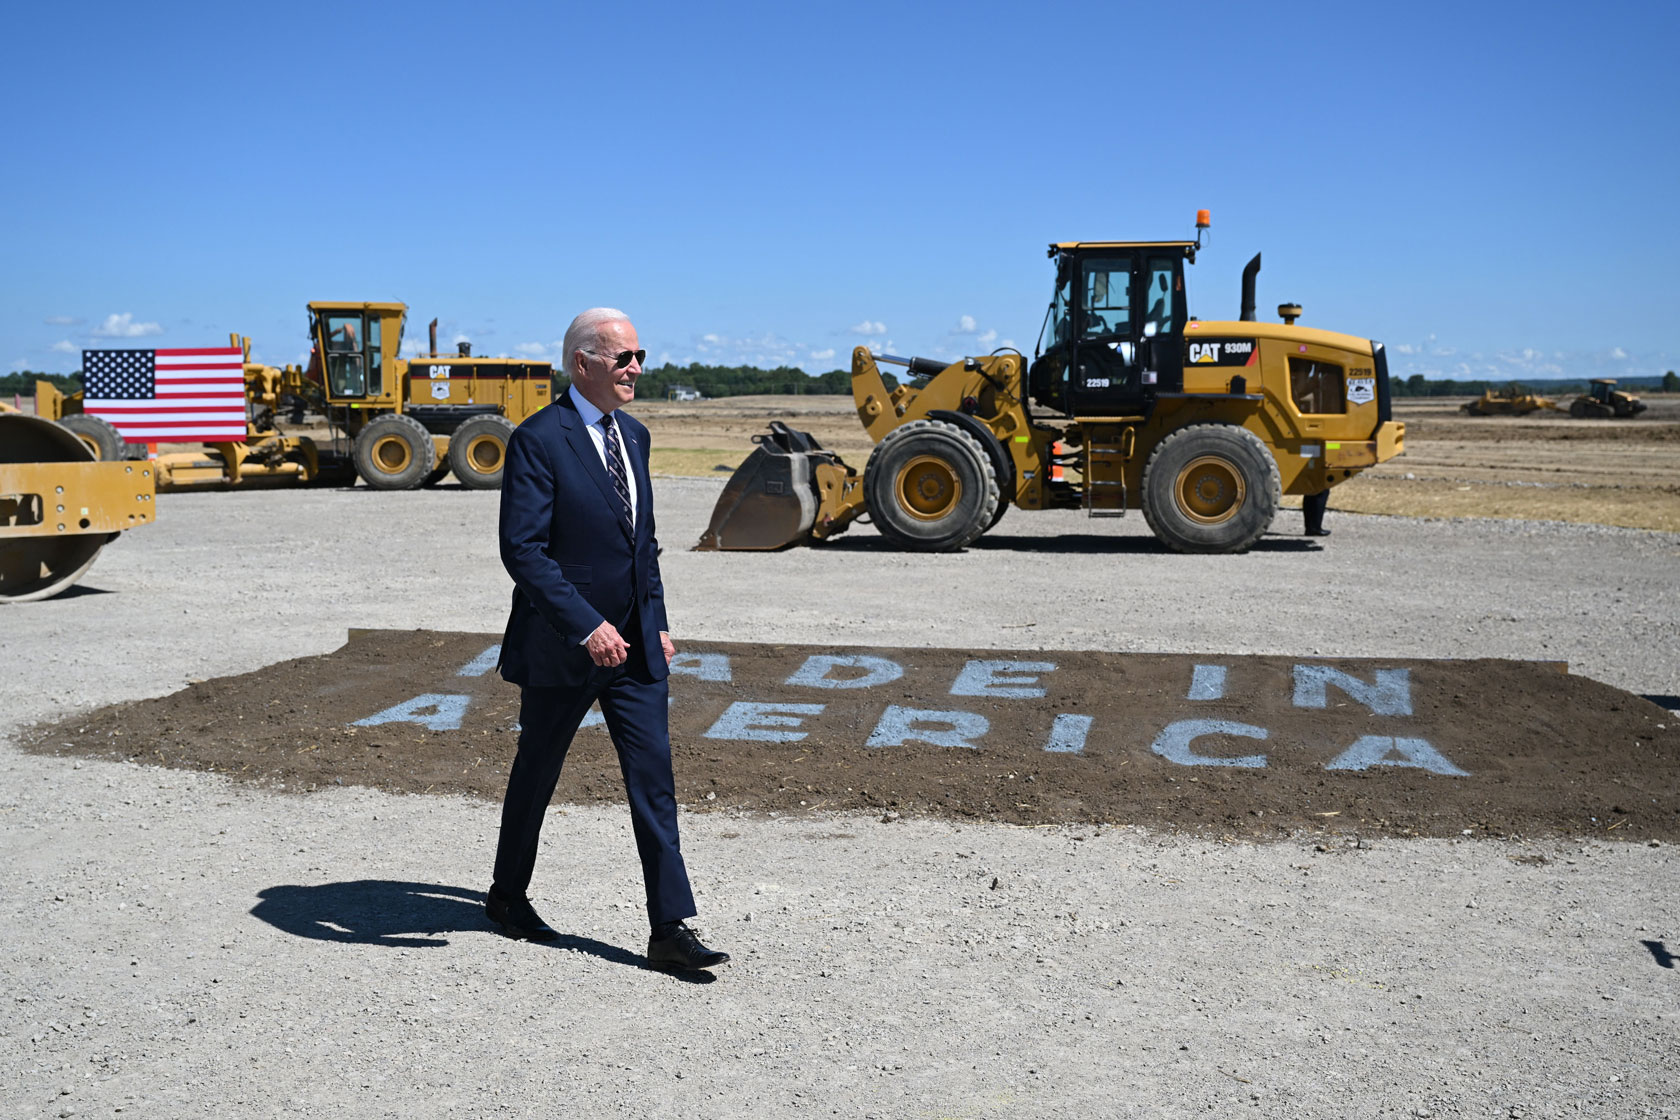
[1187,339,1256,366]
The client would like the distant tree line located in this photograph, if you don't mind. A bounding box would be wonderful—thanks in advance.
[555,362,898,398]
[1,371,81,397]
[1388,372,1678,397]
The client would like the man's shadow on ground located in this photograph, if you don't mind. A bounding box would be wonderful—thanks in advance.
[250,880,714,983]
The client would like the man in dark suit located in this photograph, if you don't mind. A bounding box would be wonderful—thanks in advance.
[487,307,728,971]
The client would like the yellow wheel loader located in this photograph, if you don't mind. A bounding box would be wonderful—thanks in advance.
[0,407,155,602]
[699,215,1405,554]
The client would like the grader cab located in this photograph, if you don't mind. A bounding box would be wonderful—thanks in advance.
[699,214,1405,554]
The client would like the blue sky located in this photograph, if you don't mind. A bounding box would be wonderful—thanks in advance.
[5,0,1676,382]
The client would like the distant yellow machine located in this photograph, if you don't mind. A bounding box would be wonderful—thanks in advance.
[0,408,155,602]
[33,302,555,491]
[701,214,1405,554]
[1567,379,1647,419]
[1460,388,1557,416]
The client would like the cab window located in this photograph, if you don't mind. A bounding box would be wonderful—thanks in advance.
[1143,258,1176,336]
[1037,267,1073,356]
[1289,357,1347,414]
[1081,257,1133,338]
[324,314,367,397]
[366,316,383,395]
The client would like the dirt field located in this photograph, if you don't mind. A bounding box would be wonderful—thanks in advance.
[636,393,1680,532]
[26,632,1679,842]
[4,395,1680,1119]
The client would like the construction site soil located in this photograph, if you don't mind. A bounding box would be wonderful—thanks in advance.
[23,631,1680,842]
[636,393,1680,532]
[6,420,1680,1119]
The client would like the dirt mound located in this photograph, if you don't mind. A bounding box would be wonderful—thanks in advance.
[23,630,1679,841]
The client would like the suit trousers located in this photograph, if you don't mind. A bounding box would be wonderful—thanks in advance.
[492,662,697,928]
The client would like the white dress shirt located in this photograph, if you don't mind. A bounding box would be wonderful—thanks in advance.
[567,384,638,527]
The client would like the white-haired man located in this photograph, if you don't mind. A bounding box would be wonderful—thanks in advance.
[487,308,728,971]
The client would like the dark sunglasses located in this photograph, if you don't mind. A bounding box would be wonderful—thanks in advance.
[590,348,645,369]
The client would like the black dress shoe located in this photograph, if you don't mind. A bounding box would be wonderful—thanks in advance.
[1305,527,1331,537]
[485,886,559,941]
[647,922,730,970]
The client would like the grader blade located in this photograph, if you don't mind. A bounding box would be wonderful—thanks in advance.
[696,422,831,551]
[0,413,156,602]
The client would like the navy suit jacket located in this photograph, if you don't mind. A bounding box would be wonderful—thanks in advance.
[497,391,669,689]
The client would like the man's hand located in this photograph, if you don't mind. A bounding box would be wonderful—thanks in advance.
[659,631,676,663]
[585,621,631,667]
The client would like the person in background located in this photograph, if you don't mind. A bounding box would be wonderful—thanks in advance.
[1303,488,1330,537]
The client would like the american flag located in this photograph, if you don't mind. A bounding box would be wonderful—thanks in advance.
[82,347,248,444]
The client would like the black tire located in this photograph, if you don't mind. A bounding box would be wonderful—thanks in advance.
[56,414,126,461]
[352,413,436,490]
[926,410,1014,533]
[448,413,516,490]
[1569,399,1590,419]
[862,419,999,551]
[1140,424,1281,554]
[420,464,451,488]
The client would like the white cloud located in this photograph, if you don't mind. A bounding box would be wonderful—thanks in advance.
[1386,337,1669,382]
[50,340,76,353]
[945,316,999,349]
[91,313,163,338]
[513,342,553,358]
[44,315,83,326]
[848,320,887,337]
[808,347,836,361]
[680,330,817,369]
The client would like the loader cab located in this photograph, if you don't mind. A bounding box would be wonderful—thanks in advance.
[307,301,406,403]
[1030,243,1190,416]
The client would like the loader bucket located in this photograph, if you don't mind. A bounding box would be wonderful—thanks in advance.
[695,421,825,551]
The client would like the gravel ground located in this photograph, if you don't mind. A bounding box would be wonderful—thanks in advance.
[3,479,1678,1119]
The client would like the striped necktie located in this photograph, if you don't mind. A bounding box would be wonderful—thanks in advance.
[599,415,634,530]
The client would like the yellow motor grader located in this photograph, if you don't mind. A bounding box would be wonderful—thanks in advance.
[301,302,552,489]
[699,216,1405,554]
[32,301,554,491]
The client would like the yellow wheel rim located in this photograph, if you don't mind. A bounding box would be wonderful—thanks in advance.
[897,454,961,521]
[372,435,412,474]
[1175,455,1245,524]
[466,434,505,473]
[72,434,102,459]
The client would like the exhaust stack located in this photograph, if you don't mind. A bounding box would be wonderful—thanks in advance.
[1240,253,1261,322]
